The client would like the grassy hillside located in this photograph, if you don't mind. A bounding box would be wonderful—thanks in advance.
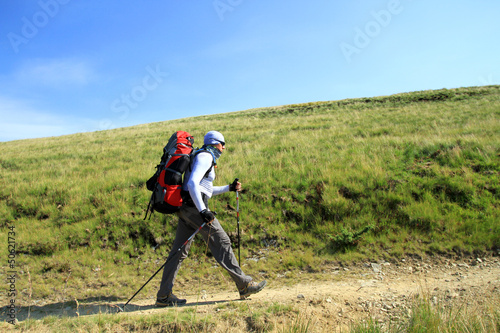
[1,85,499,304]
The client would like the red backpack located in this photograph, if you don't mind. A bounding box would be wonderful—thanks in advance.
[145,131,194,218]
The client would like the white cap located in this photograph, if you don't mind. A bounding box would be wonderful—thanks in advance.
[204,131,225,145]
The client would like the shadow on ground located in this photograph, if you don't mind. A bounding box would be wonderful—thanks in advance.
[1,296,238,322]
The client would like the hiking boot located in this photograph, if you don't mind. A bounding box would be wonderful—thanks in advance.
[239,280,267,299]
[155,293,187,307]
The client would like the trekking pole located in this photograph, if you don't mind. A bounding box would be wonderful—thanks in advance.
[235,178,241,266]
[117,222,207,313]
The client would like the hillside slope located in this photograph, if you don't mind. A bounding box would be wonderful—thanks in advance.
[1,85,499,308]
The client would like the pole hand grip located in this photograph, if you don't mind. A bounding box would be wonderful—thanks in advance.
[230,178,240,192]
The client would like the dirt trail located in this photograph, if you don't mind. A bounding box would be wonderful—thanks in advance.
[6,256,500,330]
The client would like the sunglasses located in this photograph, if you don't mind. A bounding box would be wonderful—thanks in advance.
[216,140,225,147]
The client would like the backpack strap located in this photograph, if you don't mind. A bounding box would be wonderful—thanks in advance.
[165,168,182,176]
[191,148,216,178]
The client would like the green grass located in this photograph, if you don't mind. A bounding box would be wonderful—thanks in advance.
[1,85,499,307]
[11,311,218,332]
[351,293,500,333]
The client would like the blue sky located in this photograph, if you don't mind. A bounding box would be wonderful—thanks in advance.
[1,0,498,142]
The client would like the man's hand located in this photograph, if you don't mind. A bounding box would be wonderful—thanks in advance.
[229,178,242,192]
[200,209,216,224]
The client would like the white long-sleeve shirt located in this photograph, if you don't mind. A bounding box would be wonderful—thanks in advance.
[183,151,229,212]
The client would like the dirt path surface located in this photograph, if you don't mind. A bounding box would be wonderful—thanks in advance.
[6,256,500,331]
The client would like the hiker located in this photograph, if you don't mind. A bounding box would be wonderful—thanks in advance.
[155,131,267,306]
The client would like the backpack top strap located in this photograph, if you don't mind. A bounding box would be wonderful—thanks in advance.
[191,148,216,178]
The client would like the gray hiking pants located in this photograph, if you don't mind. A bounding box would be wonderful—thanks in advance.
[157,204,252,299]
